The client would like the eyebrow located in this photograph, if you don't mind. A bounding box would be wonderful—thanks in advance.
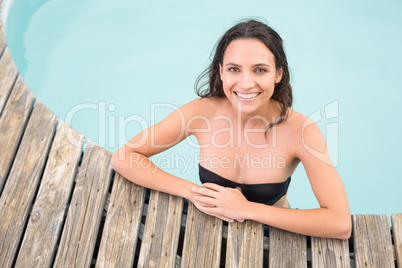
[225,63,271,68]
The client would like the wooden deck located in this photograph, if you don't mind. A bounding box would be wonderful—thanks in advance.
[0,19,401,268]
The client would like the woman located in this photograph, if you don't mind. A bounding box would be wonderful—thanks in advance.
[111,19,351,239]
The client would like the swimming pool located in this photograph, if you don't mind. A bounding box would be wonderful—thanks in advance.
[4,0,402,216]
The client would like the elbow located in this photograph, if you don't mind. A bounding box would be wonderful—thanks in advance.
[110,151,122,172]
[110,150,141,174]
[336,226,352,240]
[110,152,117,170]
[341,219,352,240]
[333,215,352,240]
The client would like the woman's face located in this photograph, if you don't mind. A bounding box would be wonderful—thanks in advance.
[220,38,283,117]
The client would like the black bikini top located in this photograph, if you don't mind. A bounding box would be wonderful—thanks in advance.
[199,164,291,206]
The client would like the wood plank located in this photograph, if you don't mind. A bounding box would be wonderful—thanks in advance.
[353,214,394,268]
[0,48,18,115]
[269,227,307,268]
[137,190,183,267]
[14,121,84,268]
[95,174,146,268]
[391,213,402,268]
[0,19,6,55]
[225,220,264,267]
[0,75,35,192]
[53,142,113,268]
[0,102,57,268]
[181,203,222,268]
[311,237,349,268]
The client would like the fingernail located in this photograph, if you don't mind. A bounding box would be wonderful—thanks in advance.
[191,187,196,192]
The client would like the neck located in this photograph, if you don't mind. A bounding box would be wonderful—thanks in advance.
[233,99,281,130]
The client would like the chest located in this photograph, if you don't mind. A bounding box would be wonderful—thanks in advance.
[195,124,294,184]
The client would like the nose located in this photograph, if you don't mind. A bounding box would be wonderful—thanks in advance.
[238,72,255,90]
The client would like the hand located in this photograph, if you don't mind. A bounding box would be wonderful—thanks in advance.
[191,183,250,222]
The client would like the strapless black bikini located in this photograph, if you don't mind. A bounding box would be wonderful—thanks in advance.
[199,164,291,205]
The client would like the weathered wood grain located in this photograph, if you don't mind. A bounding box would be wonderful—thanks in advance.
[137,190,183,267]
[14,121,84,268]
[53,142,113,268]
[0,75,35,192]
[225,220,264,267]
[181,203,222,268]
[311,236,349,268]
[0,48,18,115]
[0,19,6,55]
[269,227,307,268]
[391,213,402,268]
[96,174,146,268]
[353,214,394,268]
[0,102,57,268]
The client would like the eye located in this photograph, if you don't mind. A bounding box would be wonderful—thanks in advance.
[255,68,267,73]
[228,67,240,72]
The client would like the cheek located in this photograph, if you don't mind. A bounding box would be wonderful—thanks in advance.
[220,75,230,90]
[221,74,236,88]
[222,83,231,96]
[221,79,234,98]
[260,75,276,88]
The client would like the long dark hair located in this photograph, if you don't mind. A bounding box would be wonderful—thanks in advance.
[195,19,293,132]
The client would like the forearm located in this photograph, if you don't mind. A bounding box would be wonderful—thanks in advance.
[247,203,351,239]
[111,151,197,200]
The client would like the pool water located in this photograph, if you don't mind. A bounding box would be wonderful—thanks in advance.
[4,0,402,215]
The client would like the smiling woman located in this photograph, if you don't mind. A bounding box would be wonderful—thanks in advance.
[5,0,402,218]
[111,19,352,239]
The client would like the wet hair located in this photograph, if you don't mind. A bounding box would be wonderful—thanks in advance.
[195,18,293,132]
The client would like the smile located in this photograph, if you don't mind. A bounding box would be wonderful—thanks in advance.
[234,91,261,101]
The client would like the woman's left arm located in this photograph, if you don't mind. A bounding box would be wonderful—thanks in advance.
[192,118,352,239]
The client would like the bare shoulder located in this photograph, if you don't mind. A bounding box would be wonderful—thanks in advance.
[284,108,319,135]
[179,97,225,133]
[280,108,307,137]
[285,108,329,161]
[180,97,224,118]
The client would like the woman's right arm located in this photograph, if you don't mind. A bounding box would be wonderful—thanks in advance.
[110,99,201,200]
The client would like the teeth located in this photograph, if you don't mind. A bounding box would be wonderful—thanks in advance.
[236,92,259,99]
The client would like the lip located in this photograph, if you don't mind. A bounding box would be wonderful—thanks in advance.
[234,91,261,102]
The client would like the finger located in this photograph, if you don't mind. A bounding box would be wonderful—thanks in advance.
[216,215,234,223]
[202,183,225,191]
[235,186,243,193]
[193,195,218,206]
[193,187,219,198]
[192,199,215,208]
[200,207,234,222]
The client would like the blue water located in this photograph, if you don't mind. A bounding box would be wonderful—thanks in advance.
[4,0,402,216]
